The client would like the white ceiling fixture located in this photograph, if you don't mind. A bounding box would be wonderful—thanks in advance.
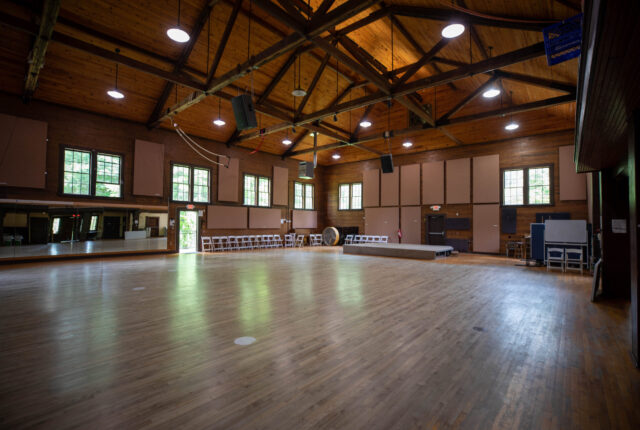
[213,97,225,126]
[308,132,317,137]
[282,138,292,145]
[359,120,372,128]
[505,122,519,131]
[332,153,341,159]
[482,88,501,98]
[292,54,306,97]
[441,23,465,39]
[107,60,124,99]
[167,0,190,43]
[402,141,413,148]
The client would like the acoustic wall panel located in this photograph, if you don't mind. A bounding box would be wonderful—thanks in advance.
[401,206,421,244]
[133,139,164,196]
[559,145,587,200]
[273,166,288,206]
[446,158,470,204]
[292,210,318,229]
[249,207,281,229]
[422,161,444,205]
[380,169,399,206]
[363,169,379,207]
[207,205,247,229]
[364,207,399,243]
[400,164,420,206]
[0,113,47,189]
[218,157,239,202]
[473,154,499,203]
[473,204,500,253]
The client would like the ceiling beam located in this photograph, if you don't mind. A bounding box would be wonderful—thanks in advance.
[437,127,464,145]
[253,0,306,34]
[256,49,300,105]
[492,70,577,93]
[207,0,242,83]
[333,8,390,37]
[146,0,223,127]
[439,75,498,121]
[274,0,308,25]
[295,52,332,117]
[23,0,60,101]
[393,38,449,87]
[312,0,336,20]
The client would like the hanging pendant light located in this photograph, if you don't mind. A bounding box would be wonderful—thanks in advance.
[441,23,465,38]
[213,97,225,126]
[482,88,501,98]
[359,120,372,128]
[107,59,124,99]
[505,90,519,130]
[402,141,413,148]
[292,55,306,97]
[167,0,190,43]
[332,153,341,160]
[282,128,292,145]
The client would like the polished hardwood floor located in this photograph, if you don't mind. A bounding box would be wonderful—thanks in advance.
[0,249,638,429]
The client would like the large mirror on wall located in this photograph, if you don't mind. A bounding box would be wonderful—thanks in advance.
[0,202,169,260]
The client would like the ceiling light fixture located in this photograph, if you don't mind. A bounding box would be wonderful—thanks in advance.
[308,132,317,137]
[482,88,501,98]
[213,97,225,126]
[333,113,338,122]
[292,54,306,97]
[282,138,292,145]
[505,122,519,131]
[167,0,190,43]
[107,57,124,99]
[332,153,341,160]
[441,23,465,39]
[359,120,372,128]
[402,141,413,148]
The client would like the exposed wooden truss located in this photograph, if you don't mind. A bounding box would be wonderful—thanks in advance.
[23,0,60,101]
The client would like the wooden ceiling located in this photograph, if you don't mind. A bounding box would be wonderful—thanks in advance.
[0,0,581,165]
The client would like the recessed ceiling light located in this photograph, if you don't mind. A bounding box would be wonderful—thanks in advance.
[482,88,501,98]
[359,120,372,128]
[107,89,124,99]
[282,138,292,145]
[167,28,190,43]
[332,154,341,159]
[402,141,413,148]
[441,23,465,39]
[505,122,519,131]
[213,118,225,126]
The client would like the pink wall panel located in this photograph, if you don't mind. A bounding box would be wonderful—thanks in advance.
[207,205,248,229]
[218,157,239,202]
[292,210,318,229]
[272,166,288,206]
[446,158,470,204]
[400,164,420,206]
[473,204,500,253]
[559,145,587,201]
[363,169,379,207]
[133,139,164,197]
[364,207,399,243]
[380,170,399,206]
[473,154,500,203]
[401,206,421,244]
[422,161,444,205]
[0,113,47,189]
[249,207,281,229]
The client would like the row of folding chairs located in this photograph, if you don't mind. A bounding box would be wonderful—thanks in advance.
[344,235,389,244]
[309,234,323,246]
[284,233,305,248]
[201,235,284,252]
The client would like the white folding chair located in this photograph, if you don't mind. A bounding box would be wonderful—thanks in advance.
[295,235,304,247]
[565,248,584,274]
[201,236,213,252]
[373,236,381,243]
[241,236,252,250]
[547,248,565,272]
[353,235,361,244]
[216,236,228,251]
[273,235,283,247]
[228,236,240,251]
[284,234,295,248]
[380,236,388,243]
[344,234,353,245]
[261,235,271,248]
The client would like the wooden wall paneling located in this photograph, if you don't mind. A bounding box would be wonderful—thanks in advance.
[272,165,288,206]
[249,207,281,229]
[473,154,499,203]
[446,158,470,204]
[0,113,47,189]
[133,139,164,197]
[473,204,500,253]
[292,210,318,229]
[559,145,587,200]
[363,169,379,207]
[380,170,399,206]
[401,206,421,244]
[422,161,444,205]
[218,158,240,202]
[400,164,420,206]
[207,205,248,229]
[364,207,399,243]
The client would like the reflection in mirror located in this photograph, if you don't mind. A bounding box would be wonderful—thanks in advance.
[1,202,168,260]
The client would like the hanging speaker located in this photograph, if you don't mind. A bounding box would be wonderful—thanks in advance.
[380,154,394,173]
[231,94,257,130]
[299,161,314,179]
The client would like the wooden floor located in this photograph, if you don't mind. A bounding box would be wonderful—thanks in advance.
[0,249,638,429]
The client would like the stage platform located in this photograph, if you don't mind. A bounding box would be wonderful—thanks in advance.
[343,243,454,260]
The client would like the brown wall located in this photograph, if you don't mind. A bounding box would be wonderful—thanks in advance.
[0,94,325,251]
[322,130,588,253]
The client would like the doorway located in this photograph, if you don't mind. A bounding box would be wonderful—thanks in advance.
[178,210,198,253]
[426,215,445,245]
[146,216,159,237]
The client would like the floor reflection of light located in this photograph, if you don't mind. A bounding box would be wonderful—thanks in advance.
[336,262,363,308]
[236,262,272,334]
[169,254,207,345]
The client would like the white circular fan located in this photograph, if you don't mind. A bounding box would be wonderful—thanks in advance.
[322,227,340,246]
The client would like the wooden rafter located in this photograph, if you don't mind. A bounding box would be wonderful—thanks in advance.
[23,0,60,101]
[439,76,498,121]
[207,0,242,83]
[493,70,576,93]
[295,52,332,118]
[256,48,300,105]
[457,0,488,60]
[394,38,449,87]
[253,0,306,34]
[274,0,308,24]
[352,104,376,139]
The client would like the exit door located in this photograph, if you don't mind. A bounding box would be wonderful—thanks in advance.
[426,215,445,245]
[178,210,198,253]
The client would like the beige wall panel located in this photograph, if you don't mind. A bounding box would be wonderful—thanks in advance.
[207,205,247,229]
[218,158,239,202]
[422,161,444,205]
[0,114,47,189]
[401,206,422,244]
[363,169,380,207]
[473,204,500,253]
[272,166,288,206]
[473,154,500,203]
[292,210,318,229]
[559,145,587,201]
[401,164,421,206]
[133,139,164,197]
[249,207,281,229]
[364,207,399,243]
[380,170,399,206]
[446,158,470,204]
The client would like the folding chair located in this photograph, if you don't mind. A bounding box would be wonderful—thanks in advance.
[241,236,253,250]
[547,248,565,272]
[227,236,239,251]
[273,235,283,247]
[344,234,353,245]
[380,236,388,243]
[261,235,272,248]
[565,248,584,275]
[201,236,213,252]
[295,235,304,247]
[284,234,295,248]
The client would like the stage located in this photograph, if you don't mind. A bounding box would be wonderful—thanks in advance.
[343,243,454,260]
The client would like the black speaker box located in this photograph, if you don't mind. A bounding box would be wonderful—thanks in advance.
[231,94,257,130]
[380,154,394,173]
[299,161,314,179]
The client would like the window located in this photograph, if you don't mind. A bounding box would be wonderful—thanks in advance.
[61,148,122,198]
[244,174,271,207]
[502,166,552,206]
[89,215,98,231]
[51,218,60,234]
[339,182,362,210]
[63,149,91,195]
[294,182,314,209]
[171,164,210,203]
[96,154,122,197]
